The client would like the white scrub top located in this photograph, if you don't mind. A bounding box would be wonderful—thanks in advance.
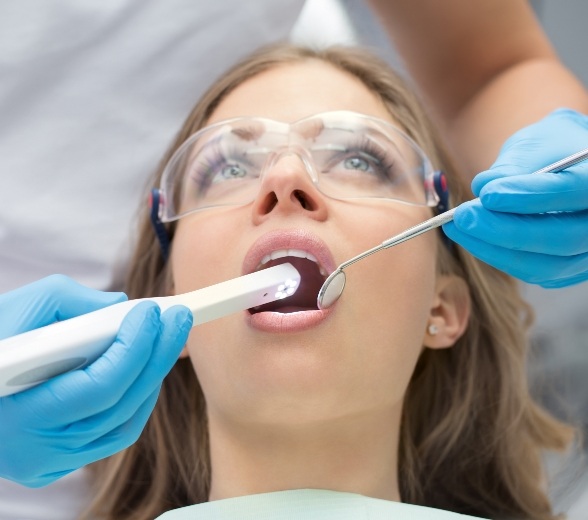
[0,0,307,295]
[0,2,335,518]
[157,489,487,520]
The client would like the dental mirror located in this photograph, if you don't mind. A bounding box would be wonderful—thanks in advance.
[317,147,588,310]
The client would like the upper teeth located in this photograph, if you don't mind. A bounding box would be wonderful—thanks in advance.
[258,249,327,277]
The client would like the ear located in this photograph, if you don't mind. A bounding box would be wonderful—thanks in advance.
[423,274,471,350]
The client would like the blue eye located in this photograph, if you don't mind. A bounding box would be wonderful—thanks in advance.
[218,164,247,181]
[343,156,371,172]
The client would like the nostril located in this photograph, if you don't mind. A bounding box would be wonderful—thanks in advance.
[258,190,318,215]
[293,190,315,211]
[259,192,278,214]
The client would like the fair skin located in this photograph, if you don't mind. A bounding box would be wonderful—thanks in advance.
[171,61,470,502]
[367,0,588,175]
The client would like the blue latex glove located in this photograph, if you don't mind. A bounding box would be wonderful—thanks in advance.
[0,275,193,487]
[443,108,588,288]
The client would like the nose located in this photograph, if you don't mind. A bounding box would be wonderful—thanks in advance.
[251,152,329,224]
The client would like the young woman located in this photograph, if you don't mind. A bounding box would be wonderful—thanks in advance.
[83,44,573,519]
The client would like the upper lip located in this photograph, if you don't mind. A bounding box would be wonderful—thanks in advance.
[242,229,337,276]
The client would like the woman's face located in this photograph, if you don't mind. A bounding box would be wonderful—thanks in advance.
[171,61,445,426]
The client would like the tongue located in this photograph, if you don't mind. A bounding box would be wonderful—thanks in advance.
[250,257,325,313]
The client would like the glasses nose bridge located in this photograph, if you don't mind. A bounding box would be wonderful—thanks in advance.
[261,141,319,184]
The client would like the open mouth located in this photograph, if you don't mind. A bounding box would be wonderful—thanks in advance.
[249,249,328,314]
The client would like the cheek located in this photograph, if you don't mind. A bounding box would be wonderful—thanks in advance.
[336,202,437,319]
[358,238,436,342]
[170,212,249,397]
[170,214,241,292]
[333,205,437,401]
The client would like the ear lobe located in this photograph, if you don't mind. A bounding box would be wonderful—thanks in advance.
[423,275,471,349]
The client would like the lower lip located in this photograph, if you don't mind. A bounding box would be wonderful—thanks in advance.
[246,308,332,333]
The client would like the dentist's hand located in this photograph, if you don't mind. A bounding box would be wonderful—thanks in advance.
[443,109,588,288]
[0,275,193,487]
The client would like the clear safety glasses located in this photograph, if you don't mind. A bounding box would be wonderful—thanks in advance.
[155,111,443,223]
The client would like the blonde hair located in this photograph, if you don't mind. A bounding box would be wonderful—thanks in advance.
[84,44,573,519]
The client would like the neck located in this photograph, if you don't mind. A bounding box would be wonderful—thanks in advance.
[207,408,401,503]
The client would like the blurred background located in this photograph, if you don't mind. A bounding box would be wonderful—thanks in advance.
[292,0,588,517]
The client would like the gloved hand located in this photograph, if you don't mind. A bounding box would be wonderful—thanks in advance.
[443,108,588,288]
[0,275,193,487]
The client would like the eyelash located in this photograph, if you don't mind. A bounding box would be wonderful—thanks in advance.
[189,143,250,190]
[188,135,398,190]
[330,136,397,178]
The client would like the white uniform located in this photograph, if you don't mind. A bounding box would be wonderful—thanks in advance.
[0,0,309,295]
[0,1,319,518]
[156,489,486,520]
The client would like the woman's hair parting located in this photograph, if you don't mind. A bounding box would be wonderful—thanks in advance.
[83,44,574,520]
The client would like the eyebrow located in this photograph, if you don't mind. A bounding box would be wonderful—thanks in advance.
[362,126,417,160]
[295,118,325,140]
[231,123,265,141]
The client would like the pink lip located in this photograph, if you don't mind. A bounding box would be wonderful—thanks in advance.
[242,229,337,333]
[242,228,337,275]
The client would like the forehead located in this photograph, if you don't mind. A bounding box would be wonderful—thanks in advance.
[207,60,399,127]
